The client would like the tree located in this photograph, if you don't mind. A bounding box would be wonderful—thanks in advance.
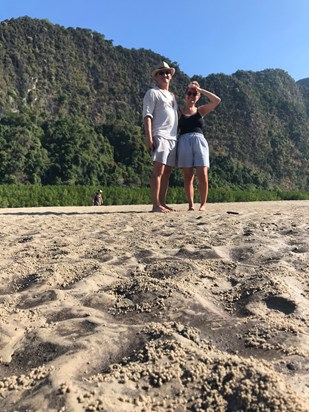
[0,112,49,184]
[41,116,114,185]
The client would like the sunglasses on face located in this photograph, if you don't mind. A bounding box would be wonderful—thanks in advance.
[157,70,171,76]
[186,91,197,97]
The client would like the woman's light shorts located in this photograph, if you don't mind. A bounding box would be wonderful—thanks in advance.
[151,135,177,167]
[177,132,210,168]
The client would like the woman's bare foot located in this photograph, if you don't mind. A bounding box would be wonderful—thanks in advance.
[199,204,206,211]
[188,207,195,211]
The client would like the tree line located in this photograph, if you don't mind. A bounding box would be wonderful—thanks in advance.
[0,184,308,208]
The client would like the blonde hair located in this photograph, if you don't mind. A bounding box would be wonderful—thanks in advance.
[190,81,200,88]
[186,80,200,94]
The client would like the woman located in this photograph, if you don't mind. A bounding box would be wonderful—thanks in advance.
[177,81,221,211]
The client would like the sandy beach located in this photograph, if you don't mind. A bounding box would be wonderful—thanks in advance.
[0,200,308,411]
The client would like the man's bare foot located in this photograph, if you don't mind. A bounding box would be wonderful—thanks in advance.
[199,204,206,211]
[162,204,176,212]
[151,205,169,213]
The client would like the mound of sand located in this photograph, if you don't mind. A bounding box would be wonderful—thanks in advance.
[0,201,308,411]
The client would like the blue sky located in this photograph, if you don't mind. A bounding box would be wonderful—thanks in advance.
[1,0,308,81]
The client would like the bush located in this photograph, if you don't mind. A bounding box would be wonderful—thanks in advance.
[0,185,308,208]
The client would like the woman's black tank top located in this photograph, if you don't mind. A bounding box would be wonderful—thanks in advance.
[178,110,204,135]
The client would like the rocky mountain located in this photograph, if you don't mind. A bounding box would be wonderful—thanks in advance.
[0,17,308,190]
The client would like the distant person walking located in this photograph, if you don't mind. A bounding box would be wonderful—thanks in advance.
[143,61,178,213]
[177,81,221,211]
[92,190,103,206]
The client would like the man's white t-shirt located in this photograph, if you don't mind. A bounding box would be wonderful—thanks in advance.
[143,87,178,140]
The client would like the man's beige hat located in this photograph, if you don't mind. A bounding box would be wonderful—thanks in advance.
[151,61,176,78]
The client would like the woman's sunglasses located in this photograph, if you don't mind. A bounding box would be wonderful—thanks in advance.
[157,70,171,76]
[186,91,197,97]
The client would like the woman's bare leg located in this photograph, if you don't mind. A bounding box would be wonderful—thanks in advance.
[183,168,195,210]
[196,166,208,211]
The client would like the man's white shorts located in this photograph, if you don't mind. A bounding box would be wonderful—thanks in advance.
[151,136,177,167]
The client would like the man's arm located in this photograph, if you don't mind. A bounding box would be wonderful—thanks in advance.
[144,115,154,151]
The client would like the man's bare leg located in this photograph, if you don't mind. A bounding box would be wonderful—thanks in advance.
[150,162,169,212]
[159,165,174,211]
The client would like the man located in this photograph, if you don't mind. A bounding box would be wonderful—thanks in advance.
[143,61,178,213]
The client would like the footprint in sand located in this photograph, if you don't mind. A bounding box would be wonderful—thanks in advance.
[7,341,69,373]
[145,258,197,279]
[265,295,296,315]
[17,290,58,309]
[14,273,42,292]
[176,245,221,260]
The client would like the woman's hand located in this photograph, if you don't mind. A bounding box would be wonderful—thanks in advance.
[188,83,199,91]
